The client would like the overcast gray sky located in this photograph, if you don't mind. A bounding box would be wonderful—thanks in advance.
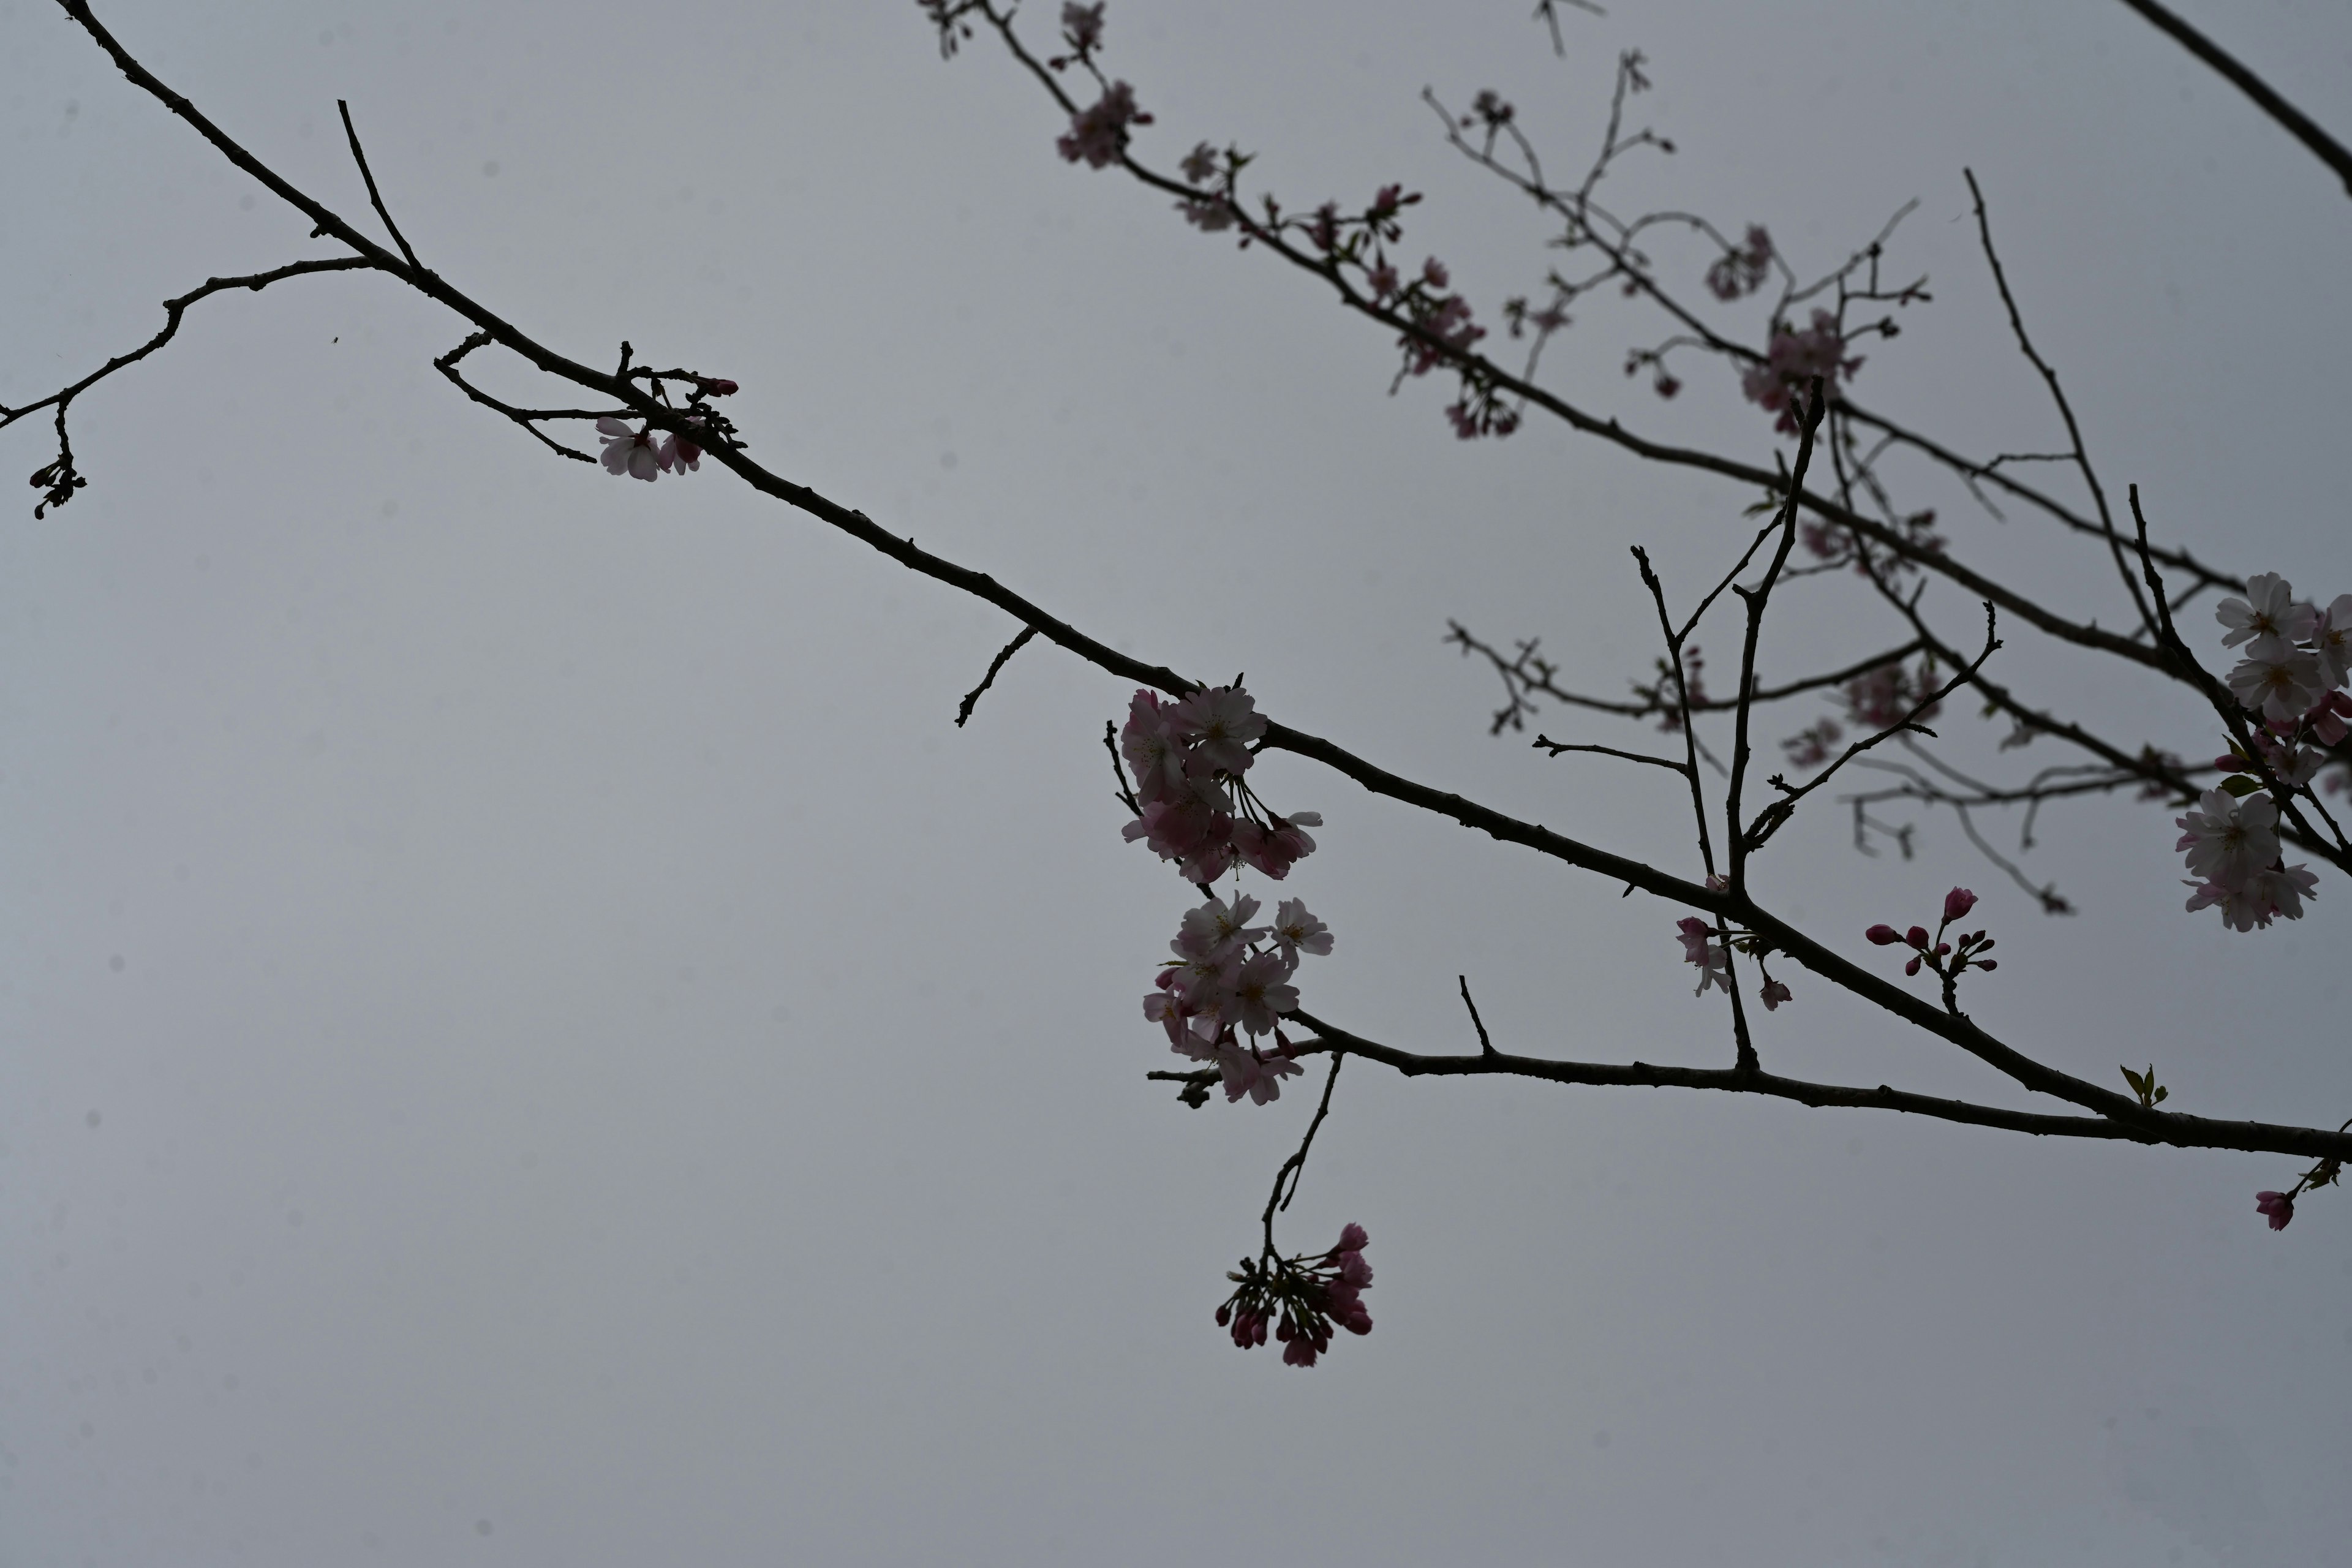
[7,1,2352,1562]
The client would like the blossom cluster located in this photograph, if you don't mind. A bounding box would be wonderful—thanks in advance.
[1049,4,1153,168]
[1120,686,1320,884]
[1866,886,1997,987]
[1740,309,1862,434]
[1217,1223,1373,1367]
[1145,890,1332,1104]
[1120,684,1333,1104]
[1705,225,1775,302]
[2176,572,2346,930]
[1673,888,1792,1009]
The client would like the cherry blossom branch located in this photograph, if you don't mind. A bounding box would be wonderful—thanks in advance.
[1283,1009,2352,1161]
[1425,76,2234,599]
[2113,0,2352,200]
[47,1,2352,1238]
[2127,488,2352,857]
[959,4,2185,690]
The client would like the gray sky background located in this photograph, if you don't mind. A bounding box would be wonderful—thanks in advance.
[7,1,2352,1562]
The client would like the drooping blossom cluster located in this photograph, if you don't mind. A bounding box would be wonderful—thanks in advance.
[1216,1223,1373,1366]
[1145,890,1333,1104]
[1120,686,1321,884]
[1120,684,1333,1103]
[1740,309,1863,433]
[2175,572,2346,929]
[1866,886,1997,993]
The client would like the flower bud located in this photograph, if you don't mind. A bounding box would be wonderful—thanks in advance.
[1215,1302,1232,1327]
[1864,924,1901,945]
[1942,887,1978,922]
[1905,926,1930,949]
[1904,955,1922,976]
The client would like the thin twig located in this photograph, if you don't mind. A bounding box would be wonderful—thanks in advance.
[1265,1053,1346,1249]
[1529,737,1692,775]
[954,627,1038,728]
[1458,976,1496,1057]
[337,99,422,272]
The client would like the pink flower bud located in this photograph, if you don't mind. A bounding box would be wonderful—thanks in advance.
[1215,1302,1232,1326]
[1975,959,1997,971]
[1865,924,1901,945]
[1904,955,1922,976]
[1942,887,1978,922]
[1905,926,1930,949]
[2255,1190,2295,1231]
[1335,1222,1369,1253]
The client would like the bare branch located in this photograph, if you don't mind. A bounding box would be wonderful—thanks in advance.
[1284,1011,2352,1161]
[955,627,1039,728]
[336,99,423,272]
[2112,0,2352,199]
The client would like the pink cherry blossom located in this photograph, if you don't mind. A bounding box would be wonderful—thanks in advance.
[1057,80,1152,168]
[1120,691,1194,805]
[1740,309,1861,434]
[1180,141,1218,184]
[2174,788,2280,888]
[2255,1190,2294,1230]
[1227,951,1300,1036]
[658,428,702,473]
[1270,897,1333,960]
[1759,977,1792,1010]
[1143,988,1199,1049]
[2214,573,2316,654]
[2227,644,2327,723]
[1169,685,1265,775]
[1059,1,1104,53]
[597,418,662,481]
[2305,691,2352,746]
[1219,1041,1303,1104]
[1174,892,1265,963]
[1675,916,1730,995]
[1943,887,1978,923]
[2310,594,2352,687]
[1175,195,1235,232]
[1234,810,1320,878]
